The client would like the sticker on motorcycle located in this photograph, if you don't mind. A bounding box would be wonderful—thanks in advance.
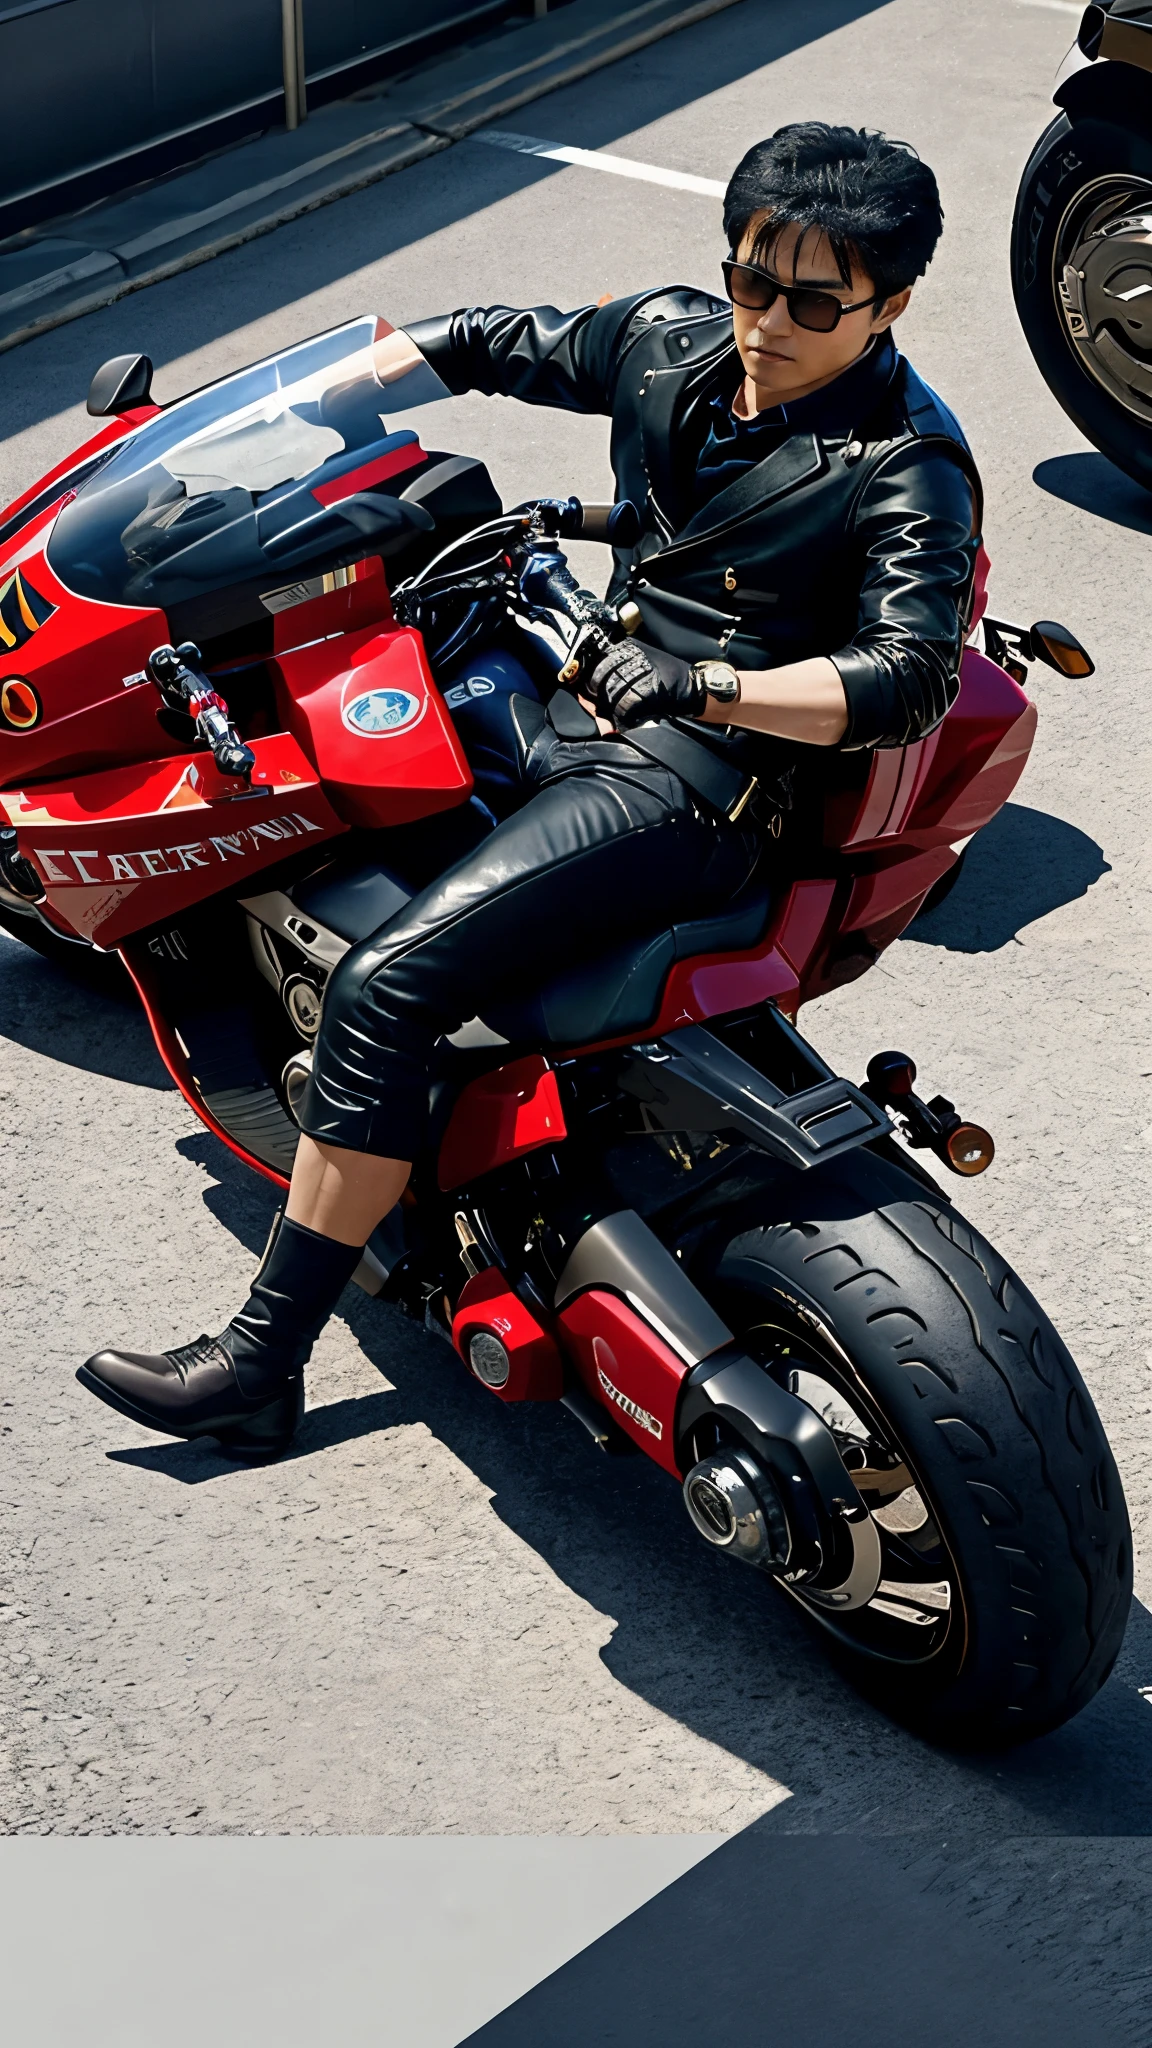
[341,686,426,736]
[443,677,496,709]
[0,568,55,652]
[596,1364,664,1440]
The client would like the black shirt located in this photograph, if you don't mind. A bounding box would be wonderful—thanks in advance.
[693,334,896,509]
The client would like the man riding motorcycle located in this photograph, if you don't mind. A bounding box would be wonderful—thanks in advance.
[78,122,982,1460]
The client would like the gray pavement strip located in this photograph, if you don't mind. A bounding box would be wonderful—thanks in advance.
[0,1835,724,2048]
[0,0,745,355]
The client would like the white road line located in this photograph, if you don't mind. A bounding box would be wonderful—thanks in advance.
[1012,0,1083,15]
[472,126,725,198]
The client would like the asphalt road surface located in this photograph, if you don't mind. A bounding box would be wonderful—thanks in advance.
[1,0,1150,2032]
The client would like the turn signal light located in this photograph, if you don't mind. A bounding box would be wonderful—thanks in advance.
[0,677,40,729]
[945,1123,995,1176]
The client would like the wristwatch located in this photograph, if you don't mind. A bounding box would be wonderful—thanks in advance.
[692,659,741,706]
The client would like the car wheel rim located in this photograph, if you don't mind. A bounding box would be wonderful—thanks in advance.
[1055,174,1152,422]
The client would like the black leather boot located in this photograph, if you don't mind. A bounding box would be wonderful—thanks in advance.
[77,1217,364,1459]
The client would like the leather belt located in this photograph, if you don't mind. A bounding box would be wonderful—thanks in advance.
[615,720,759,823]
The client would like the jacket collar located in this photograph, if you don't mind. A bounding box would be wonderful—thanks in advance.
[667,332,902,548]
[636,320,736,536]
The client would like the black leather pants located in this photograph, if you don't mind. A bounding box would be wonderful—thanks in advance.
[298,735,759,1160]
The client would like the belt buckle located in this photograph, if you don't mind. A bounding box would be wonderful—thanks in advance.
[726,773,759,823]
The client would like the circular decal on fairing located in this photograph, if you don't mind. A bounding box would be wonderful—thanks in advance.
[342,686,426,737]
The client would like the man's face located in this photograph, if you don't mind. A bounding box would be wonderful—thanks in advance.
[731,218,911,409]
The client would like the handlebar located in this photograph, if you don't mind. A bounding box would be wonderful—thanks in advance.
[560,498,642,548]
[147,642,256,781]
[391,492,645,684]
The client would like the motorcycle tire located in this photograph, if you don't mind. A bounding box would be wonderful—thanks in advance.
[702,1147,1131,1744]
[1012,109,1152,491]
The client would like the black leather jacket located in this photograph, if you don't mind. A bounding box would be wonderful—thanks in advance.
[406,290,982,753]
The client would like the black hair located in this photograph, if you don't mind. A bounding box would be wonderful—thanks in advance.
[723,123,943,301]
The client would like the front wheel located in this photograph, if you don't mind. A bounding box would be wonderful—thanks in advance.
[697,1151,1131,1743]
[1012,110,1152,489]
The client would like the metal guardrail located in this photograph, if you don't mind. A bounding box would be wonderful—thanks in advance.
[0,0,521,231]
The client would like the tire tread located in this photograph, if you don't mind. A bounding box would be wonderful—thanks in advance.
[710,1161,1131,1741]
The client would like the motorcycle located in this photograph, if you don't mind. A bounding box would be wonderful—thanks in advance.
[0,317,1129,1744]
[1013,0,1152,489]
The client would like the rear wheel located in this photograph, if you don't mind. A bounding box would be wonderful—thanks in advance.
[1012,111,1152,489]
[698,1150,1131,1743]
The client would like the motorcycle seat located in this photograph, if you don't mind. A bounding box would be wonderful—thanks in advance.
[292,856,770,1049]
[480,875,772,1047]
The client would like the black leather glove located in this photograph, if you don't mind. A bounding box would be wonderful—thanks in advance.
[590,639,706,730]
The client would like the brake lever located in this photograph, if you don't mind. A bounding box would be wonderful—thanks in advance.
[147,642,256,781]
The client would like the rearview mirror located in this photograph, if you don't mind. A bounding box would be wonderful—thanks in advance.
[86,353,154,417]
[1029,619,1094,678]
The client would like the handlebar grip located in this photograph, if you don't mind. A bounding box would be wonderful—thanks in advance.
[575,500,641,548]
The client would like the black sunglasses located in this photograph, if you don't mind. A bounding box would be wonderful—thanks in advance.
[721,257,882,333]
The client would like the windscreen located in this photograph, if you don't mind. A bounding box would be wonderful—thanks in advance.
[47,318,452,612]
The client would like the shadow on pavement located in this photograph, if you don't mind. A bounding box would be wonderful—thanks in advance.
[9,901,1146,2024]
[4,0,894,435]
[106,1388,398,1482]
[905,801,1109,953]
[1033,451,1152,536]
[0,928,169,1088]
[77,1115,1152,2036]
[460,1827,1140,2048]
[168,1134,1152,1835]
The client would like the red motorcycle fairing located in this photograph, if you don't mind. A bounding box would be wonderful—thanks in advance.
[438,1055,567,1192]
[0,539,172,785]
[451,1268,564,1402]
[826,643,1032,856]
[555,1290,687,1476]
[274,619,472,829]
[642,642,1035,1033]
[3,732,346,947]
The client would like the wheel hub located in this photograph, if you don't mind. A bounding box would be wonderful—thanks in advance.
[1057,178,1152,422]
[683,1450,788,1568]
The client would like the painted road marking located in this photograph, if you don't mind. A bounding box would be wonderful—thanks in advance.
[472,127,725,198]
